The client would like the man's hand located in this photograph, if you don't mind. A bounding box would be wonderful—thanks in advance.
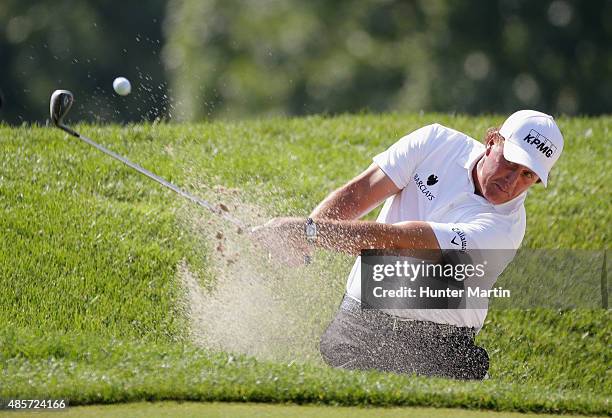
[250,217,312,266]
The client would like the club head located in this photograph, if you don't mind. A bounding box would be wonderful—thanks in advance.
[50,89,74,127]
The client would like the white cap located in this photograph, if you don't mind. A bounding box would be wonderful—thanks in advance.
[499,110,564,187]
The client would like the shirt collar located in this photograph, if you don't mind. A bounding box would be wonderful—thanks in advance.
[457,142,527,214]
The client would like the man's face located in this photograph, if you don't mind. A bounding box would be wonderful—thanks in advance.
[477,137,539,205]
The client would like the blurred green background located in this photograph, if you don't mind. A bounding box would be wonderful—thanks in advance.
[1,0,610,124]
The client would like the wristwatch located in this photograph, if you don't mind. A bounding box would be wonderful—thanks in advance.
[305,217,317,244]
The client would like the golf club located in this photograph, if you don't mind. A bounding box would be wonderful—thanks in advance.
[49,89,246,229]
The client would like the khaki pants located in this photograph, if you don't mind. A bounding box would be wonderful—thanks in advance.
[319,296,489,380]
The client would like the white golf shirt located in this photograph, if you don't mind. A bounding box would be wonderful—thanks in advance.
[345,123,527,330]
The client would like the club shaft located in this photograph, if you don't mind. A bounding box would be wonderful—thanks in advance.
[59,124,245,229]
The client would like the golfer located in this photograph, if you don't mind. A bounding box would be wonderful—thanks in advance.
[253,110,564,380]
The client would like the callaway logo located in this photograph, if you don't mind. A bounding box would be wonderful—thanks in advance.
[427,174,438,186]
[523,129,557,158]
[413,173,436,201]
[450,227,467,251]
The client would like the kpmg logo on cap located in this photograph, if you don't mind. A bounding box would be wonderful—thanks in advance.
[522,129,557,158]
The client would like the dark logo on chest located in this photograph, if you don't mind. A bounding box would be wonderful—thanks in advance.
[413,173,436,201]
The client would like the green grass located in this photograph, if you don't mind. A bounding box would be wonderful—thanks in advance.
[1,402,604,418]
[0,114,610,415]
[1,330,609,415]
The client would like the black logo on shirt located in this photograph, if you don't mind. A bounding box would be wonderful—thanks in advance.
[522,129,557,158]
[413,173,436,201]
[451,227,467,251]
[427,174,438,186]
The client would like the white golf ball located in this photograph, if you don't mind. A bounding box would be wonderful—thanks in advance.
[113,77,131,96]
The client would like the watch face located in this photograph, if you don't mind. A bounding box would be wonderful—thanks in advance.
[306,224,316,236]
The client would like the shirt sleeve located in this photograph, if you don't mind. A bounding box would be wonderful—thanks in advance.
[429,213,525,279]
[372,124,441,189]
[428,211,525,251]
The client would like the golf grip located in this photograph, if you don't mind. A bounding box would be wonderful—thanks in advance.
[59,124,245,228]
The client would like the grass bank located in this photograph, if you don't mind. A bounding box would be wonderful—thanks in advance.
[0,114,609,415]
